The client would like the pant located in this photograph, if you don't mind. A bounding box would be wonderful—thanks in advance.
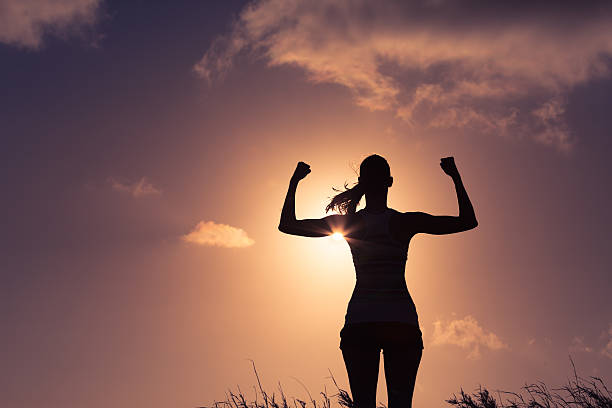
[339,322,423,408]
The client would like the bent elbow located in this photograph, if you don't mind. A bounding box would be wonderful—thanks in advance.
[278,223,294,234]
[468,219,478,229]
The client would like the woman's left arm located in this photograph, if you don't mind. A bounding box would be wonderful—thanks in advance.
[278,162,343,237]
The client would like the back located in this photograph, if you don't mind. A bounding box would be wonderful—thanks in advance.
[344,208,419,326]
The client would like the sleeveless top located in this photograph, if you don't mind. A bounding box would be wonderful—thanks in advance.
[344,208,419,327]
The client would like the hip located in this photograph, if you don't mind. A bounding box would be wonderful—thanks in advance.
[339,321,424,350]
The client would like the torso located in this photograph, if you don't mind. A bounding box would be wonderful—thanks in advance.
[343,207,420,327]
[344,208,415,243]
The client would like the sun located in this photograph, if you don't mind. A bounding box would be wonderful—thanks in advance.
[331,232,345,241]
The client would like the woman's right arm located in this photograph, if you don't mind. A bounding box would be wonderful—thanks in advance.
[402,157,478,235]
[278,162,344,237]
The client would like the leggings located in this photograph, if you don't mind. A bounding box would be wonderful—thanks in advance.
[340,322,423,408]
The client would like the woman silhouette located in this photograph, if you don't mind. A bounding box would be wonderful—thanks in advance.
[278,154,478,408]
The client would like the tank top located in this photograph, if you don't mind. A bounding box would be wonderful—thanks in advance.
[344,207,419,326]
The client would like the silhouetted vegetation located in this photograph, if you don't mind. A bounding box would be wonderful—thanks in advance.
[447,359,611,408]
[197,361,364,408]
[199,359,610,408]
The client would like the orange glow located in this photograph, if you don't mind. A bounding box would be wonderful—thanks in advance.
[331,232,344,241]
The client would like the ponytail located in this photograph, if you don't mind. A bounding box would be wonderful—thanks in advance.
[326,154,391,214]
[325,182,365,215]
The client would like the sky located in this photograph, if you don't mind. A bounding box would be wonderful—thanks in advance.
[1,1,611,407]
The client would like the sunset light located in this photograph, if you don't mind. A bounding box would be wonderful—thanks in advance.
[2,1,612,408]
[331,232,345,241]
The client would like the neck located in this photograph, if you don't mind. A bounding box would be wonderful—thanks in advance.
[364,190,388,212]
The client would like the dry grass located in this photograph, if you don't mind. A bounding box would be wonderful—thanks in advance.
[199,358,610,408]
[447,358,612,408]
[197,360,359,408]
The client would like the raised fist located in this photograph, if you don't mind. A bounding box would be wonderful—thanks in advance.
[291,161,311,181]
[440,156,460,178]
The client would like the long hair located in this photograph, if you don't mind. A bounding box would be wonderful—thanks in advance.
[326,154,391,214]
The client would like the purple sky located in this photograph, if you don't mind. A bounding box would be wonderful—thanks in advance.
[2,1,612,407]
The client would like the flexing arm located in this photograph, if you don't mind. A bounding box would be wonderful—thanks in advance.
[278,162,343,237]
[403,157,478,235]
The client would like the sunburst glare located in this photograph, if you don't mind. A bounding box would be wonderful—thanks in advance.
[331,232,345,241]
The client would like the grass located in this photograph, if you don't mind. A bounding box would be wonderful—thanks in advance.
[198,360,358,408]
[199,358,611,408]
[447,358,612,408]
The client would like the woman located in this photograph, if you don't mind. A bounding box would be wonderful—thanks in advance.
[278,154,478,408]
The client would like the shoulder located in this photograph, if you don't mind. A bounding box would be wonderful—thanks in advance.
[389,209,412,221]
[389,210,427,240]
[324,211,365,238]
[323,212,358,228]
[390,210,428,222]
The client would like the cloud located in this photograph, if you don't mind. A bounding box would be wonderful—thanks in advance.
[182,221,255,248]
[108,177,162,198]
[569,336,593,353]
[0,0,102,49]
[195,0,612,151]
[602,324,612,359]
[432,315,508,359]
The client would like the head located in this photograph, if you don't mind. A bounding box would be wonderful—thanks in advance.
[325,154,393,214]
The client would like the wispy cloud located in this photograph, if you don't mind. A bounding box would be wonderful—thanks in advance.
[108,177,162,198]
[569,336,593,353]
[432,315,508,359]
[182,221,255,248]
[0,0,102,49]
[195,0,612,151]
[602,324,612,359]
